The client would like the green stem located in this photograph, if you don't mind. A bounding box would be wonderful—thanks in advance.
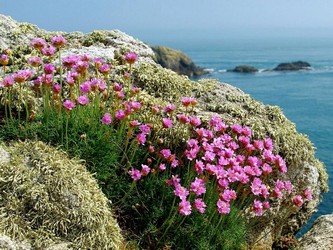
[65,111,69,150]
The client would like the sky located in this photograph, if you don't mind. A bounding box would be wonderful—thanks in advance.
[1,0,333,45]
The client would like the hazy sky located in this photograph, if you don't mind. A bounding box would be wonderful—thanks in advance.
[1,0,333,44]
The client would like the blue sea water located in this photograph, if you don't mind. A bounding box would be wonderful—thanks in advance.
[160,37,333,236]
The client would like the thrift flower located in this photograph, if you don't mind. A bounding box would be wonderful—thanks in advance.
[51,35,67,48]
[42,46,56,57]
[253,199,264,216]
[293,195,304,207]
[77,95,89,105]
[179,200,192,216]
[163,104,176,113]
[63,100,76,111]
[0,54,9,66]
[194,198,206,213]
[31,38,47,51]
[174,185,189,200]
[28,56,42,67]
[99,64,110,75]
[141,164,151,176]
[115,110,126,120]
[128,168,142,181]
[190,178,206,196]
[217,199,230,215]
[158,163,166,171]
[136,133,146,145]
[101,113,112,125]
[124,51,138,64]
[304,188,313,200]
[80,81,92,94]
[44,64,56,74]
[1,75,14,87]
[162,118,173,128]
[53,84,61,93]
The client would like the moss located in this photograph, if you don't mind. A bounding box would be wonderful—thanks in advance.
[0,141,124,249]
[82,30,107,47]
[133,62,200,102]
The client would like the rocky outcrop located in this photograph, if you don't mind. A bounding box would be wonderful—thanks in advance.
[227,65,258,73]
[0,14,328,249]
[273,61,311,71]
[0,141,123,249]
[152,45,208,77]
[298,214,333,250]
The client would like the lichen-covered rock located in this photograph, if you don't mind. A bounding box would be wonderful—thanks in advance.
[152,46,208,77]
[0,141,123,249]
[298,214,333,250]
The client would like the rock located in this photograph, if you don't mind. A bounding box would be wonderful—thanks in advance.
[298,214,333,250]
[151,45,208,77]
[0,141,124,249]
[0,234,31,250]
[273,61,311,71]
[228,65,258,73]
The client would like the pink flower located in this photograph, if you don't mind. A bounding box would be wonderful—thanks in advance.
[115,110,126,120]
[129,120,140,127]
[190,178,206,196]
[263,201,270,209]
[181,97,197,107]
[101,113,112,125]
[73,60,89,74]
[44,64,56,74]
[42,46,56,57]
[31,38,47,51]
[13,69,33,83]
[139,124,151,134]
[158,163,166,171]
[262,163,272,175]
[231,124,242,134]
[113,82,123,91]
[179,200,192,216]
[163,104,176,113]
[273,187,283,199]
[1,75,14,87]
[51,35,67,48]
[253,199,264,216]
[136,133,146,145]
[63,100,76,111]
[151,105,160,114]
[166,175,181,187]
[174,185,189,200]
[304,188,313,201]
[217,199,230,215]
[28,56,42,67]
[221,189,237,202]
[128,168,142,181]
[171,159,179,168]
[194,160,205,174]
[0,54,9,66]
[141,164,151,176]
[251,178,263,196]
[284,181,293,194]
[293,195,304,207]
[77,95,89,105]
[194,198,206,213]
[264,138,273,150]
[160,149,171,159]
[63,55,80,68]
[53,84,61,93]
[94,58,104,68]
[80,81,91,94]
[162,118,173,128]
[124,51,138,65]
[253,140,264,150]
[189,115,201,127]
[99,64,110,74]
[177,114,189,124]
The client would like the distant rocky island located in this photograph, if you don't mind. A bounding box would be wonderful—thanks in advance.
[273,61,311,71]
[228,61,311,73]
[151,46,208,77]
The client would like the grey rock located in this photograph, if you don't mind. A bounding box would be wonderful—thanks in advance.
[228,65,258,73]
[298,214,333,250]
[273,61,311,71]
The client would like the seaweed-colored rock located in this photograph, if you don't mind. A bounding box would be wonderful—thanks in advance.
[228,65,258,73]
[0,141,123,249]
[273,61,311,71]
[152,45,208,77]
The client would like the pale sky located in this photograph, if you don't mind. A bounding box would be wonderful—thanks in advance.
[1,0,333,44]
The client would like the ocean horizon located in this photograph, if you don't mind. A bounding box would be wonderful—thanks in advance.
[150,36,333,236]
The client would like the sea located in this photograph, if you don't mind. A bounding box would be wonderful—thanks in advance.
[151,36,333,236]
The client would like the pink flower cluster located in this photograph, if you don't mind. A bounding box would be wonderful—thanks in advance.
[129,104,312,217]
